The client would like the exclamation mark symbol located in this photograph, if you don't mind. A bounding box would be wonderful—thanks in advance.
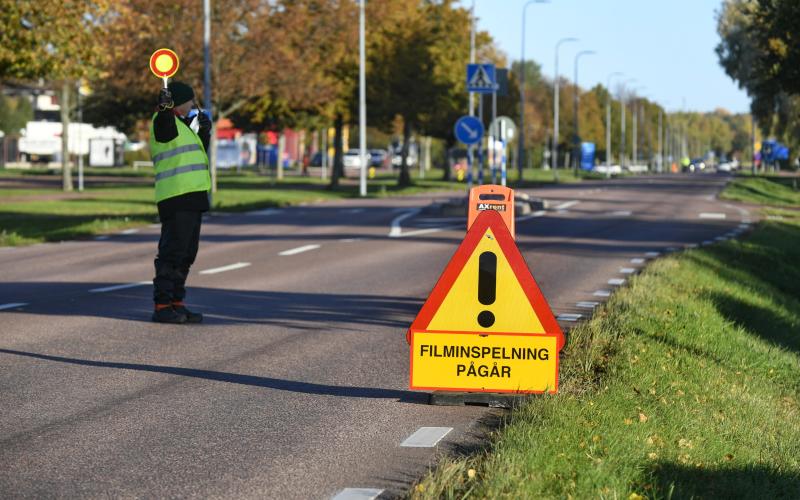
[477,251,497,328]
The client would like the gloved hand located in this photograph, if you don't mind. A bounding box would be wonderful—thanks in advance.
[197,109,212,130]
[158,88,173,110]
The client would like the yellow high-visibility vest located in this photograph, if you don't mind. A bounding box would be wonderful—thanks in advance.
[149,113,210,203]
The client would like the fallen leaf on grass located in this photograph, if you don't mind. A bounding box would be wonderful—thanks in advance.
[639,413,649,423]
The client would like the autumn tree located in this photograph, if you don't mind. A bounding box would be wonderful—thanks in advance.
[0,0,112,191]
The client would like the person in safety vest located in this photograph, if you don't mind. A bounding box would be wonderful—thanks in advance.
[149,81,211,324]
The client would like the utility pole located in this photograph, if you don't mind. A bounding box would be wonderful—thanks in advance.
[518,0,548,180]
[203,0,215,194]
[605,72,623,177]
[358,0,367,197]
[553,37,577,182]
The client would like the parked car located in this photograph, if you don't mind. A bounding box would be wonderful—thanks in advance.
[343,149,370,169]
[368,148,388,167]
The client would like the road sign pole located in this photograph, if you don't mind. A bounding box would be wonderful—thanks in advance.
[478,94,484,185]
[491,89,497,184]
[467,145,474,190]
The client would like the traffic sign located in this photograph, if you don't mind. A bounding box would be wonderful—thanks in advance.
[149,48,180,87]
[408,209,564,394]
[488,116,517,142]
[466,64,496,93]
[454,115,484,145]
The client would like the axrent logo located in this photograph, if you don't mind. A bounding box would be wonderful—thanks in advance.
[476,203,506,212]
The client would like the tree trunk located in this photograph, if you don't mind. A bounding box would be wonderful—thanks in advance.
[329,113,344,188]
[397,118,412,187]
[60,81,72,192]
[442,137,454,181]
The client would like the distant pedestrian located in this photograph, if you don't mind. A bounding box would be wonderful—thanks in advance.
[149,81,211,324]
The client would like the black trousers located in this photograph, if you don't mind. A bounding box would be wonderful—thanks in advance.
[153,211,202,305]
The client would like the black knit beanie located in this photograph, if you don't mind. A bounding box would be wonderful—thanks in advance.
[167,81,194,106]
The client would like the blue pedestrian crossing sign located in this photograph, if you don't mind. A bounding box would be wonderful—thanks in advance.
[467,64,497,93]
[454,115,484,145]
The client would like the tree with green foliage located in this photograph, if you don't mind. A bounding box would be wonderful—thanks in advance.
[0,0,112,190]
[0,94,33,135]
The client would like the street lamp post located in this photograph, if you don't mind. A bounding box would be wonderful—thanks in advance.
[573,50,595,174]
[518,0,549,182]
[552,37,577,182]
[358,0,367,197]
[605,72,623,178]
[620,78,636,169]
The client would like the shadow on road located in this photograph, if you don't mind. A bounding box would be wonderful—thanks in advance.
[0,347,427,403]
[0,283,423,329]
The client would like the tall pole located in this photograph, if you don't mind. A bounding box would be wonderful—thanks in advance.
[632,97,637,166]
[553,37,577,182]
[657,108,663,173]
[573,50,595,173]
[518,0,548,182]
[358,0,367,197]
[469,0,476,116]
[203,0,215,194]
[605,72,622,177]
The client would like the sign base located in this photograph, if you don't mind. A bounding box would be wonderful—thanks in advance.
[428,391,531,408]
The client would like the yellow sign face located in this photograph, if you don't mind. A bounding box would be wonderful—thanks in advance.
[155,54,175,73]
[410,331,558,393]
[427,228,545,334]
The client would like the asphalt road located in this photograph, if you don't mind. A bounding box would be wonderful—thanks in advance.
[0,173,753,499]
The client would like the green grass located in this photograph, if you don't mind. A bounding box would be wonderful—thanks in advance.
[0,166,607,247]
[721,174,800,207]
[411,215,800,498]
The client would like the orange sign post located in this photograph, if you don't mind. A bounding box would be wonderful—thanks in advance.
[467,184,515,238]
[149,48,180,88]
[408,186,563,396]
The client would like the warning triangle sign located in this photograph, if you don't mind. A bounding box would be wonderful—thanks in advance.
[408,210,564,351]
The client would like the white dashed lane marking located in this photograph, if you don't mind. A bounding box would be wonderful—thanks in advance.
[89,281,150,293]
[0,302,29,311]
[332,488,384,500]
[608,278,626,286]
[557,313,582,322]
[619,268,636,274]
[699,212,726,219]
[645,252,660,258]
[593,290,611,297]
[630,258,645,264]
[576,301,600,309]
[554,200,580,210]
[199,262,252,274]
[278,245,320,256]
[400,427,452,447]
[120,229,139,235]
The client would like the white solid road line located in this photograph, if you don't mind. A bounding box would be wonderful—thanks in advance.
[332,488,384,500]
[199,262,252,274]
[339,238,364,243]
[401,427,453,447]
[278,245,320,256]
[89,281,150,293]
[0,302,29,311]
[610,210,633,216]
[120,229,139,235]
[630,258,645,264]
[554,200,579,210]
[699,212,726,219]
[389,209,421,237]
[593,290,612,297]
[608,278,626,286]
[557,313,582,322]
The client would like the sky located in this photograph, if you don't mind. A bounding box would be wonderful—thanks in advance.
[462,0,750,113]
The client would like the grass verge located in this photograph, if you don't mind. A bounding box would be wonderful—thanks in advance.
[0,166,602,246]
[411,210,800,498]
[720,174,800,207]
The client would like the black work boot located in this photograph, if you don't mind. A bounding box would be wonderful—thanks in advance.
[152,305,187,324]
[172,302,203,323]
